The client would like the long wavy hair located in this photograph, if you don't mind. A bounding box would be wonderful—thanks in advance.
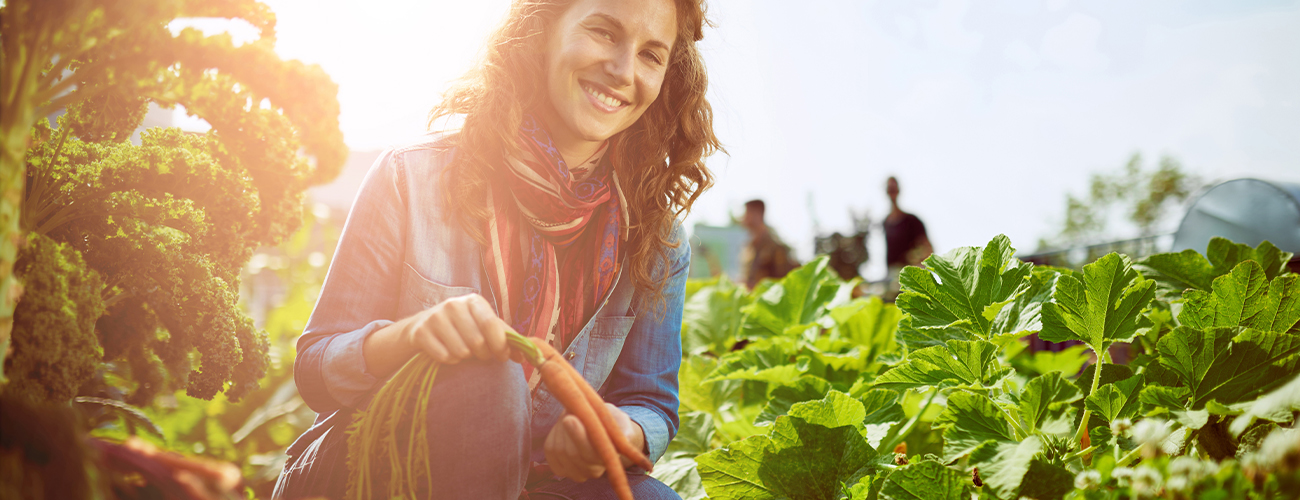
[431,0,720,311]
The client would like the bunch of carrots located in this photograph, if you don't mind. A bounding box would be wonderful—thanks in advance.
[345,329,652,500]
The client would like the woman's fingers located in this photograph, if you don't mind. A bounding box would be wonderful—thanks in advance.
[444,299,491,361]
[410,326,451,363]
[426,306,472,363]
[467,295,509,361]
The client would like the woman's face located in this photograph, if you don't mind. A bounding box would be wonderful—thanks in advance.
[541,0,677,148]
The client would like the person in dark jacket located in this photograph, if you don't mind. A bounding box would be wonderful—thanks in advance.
[883,177,931,299]
[741,199,797,289]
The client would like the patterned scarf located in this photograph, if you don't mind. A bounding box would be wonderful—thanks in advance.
[483,116,628,387]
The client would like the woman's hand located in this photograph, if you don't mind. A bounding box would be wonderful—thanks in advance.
[545,403,646,482]
[402,294,511,364]
[364,294,511,377]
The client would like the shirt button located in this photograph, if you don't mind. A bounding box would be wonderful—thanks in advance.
[566,352,576,360]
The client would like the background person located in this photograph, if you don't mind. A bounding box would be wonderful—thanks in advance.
[740,199,798,289]
[273,0,719,498]
[883,176,931,299]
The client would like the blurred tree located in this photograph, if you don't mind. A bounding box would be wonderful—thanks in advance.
[1043,153,1200,249]
[0,0,346,404]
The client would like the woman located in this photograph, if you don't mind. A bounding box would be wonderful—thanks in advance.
[273,0,718,498]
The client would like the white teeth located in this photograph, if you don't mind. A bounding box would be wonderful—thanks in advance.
[583,84,625,108]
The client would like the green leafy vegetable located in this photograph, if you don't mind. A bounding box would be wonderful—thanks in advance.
[742,256,855,338]
[1019,371,1083,433]
[1137,237,1292,297]
[1154,327,1300,408]
[1179,261,1300,334]
[1040,252,1155,353]
[933,392,1016,461]
[756,376,833,427]
[894,235,1040,349]
[873,340,1011,391]
[878,460,969,500]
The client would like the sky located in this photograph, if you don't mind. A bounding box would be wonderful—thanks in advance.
[197,0,1300,280]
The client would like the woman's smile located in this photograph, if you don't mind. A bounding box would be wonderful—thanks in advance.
[580,80,630,112]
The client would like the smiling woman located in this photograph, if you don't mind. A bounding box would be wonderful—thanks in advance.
[271,0,719,499]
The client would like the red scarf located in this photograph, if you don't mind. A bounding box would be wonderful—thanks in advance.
[483,116,627,387]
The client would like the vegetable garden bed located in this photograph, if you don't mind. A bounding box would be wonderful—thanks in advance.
[654,234,1300,500]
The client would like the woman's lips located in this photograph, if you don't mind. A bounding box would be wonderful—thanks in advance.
[581,82,628,112]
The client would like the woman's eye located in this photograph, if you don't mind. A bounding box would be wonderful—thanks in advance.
[642,51,663,65]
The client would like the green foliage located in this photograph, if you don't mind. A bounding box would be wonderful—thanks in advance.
[873,340,1010,391]
[894,234,1042,349]
[670,234,1299,500]
[878,459,969,500]
[2,0,345,403]
[5,233,105,403]
[1040,253,1156,354]
[1137,237,1293,299]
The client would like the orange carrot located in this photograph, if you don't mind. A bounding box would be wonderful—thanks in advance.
[569,354,655,471]
[532,339,636,500]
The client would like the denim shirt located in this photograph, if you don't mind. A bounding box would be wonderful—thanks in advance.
[291,134,686,464]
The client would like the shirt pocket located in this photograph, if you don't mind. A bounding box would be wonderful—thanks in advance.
[398,262,479,318]
[583,315,636,391]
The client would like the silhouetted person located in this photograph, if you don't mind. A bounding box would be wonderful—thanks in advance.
[741,199,796,289]
[884,177,931,299]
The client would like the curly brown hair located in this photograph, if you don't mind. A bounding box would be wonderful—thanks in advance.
[430,0,721,311]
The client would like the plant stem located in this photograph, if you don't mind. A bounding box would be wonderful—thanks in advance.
[880,388,938,453]
[1074,345,1108,450]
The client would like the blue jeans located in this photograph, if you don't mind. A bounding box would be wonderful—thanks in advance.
[273,358,680,500]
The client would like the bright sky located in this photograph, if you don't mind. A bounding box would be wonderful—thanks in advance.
[220,0,1300,280]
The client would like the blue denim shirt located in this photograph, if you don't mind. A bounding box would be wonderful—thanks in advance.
[291,134,686,464]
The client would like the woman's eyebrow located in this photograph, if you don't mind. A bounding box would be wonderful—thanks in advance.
[588,13,671,52]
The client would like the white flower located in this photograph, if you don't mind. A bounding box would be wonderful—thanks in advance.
[1131,466,1163,497]
[1111,466,1134,486]
[1075,469,1102,489]
[1111,418,1133,437]
[1165,475,1187,492]
[1131,419,1171,446]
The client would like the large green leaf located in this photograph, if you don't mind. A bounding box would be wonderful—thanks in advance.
[1084,373,1144,423]
[1010,344,1090,376]
[652,411,715,500]
[697,415,884,500]
[1137,238,1292,298]
[787,390,866,430]
[1230,373,1300,436]
[696,434,774,500]
[878,460,969,500]
[873,340,1011,391]
[682,275,750,356]
[756,376,832,427]
[1040,252,1155,352]
[679,355,742,418]
[894,235,1039,349]
[969,436,1073,500]
[1179,261,1300,334]
[742,256,854,338]
[933,392,1015,461]
[1018,372,1083,433]
[706,337,805,384]
[1155,327,1300,408]
[833,296,901,359]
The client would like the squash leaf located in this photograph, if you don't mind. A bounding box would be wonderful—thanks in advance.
[894,235,1042,350]
[878,460,969,500]
[1137,238,1291,298]
[1019,371,1083,433]
[1179,260,1300,334]
[742,256,855,338]
[1039,252,1155,353]
[1154,326,1300,408]
[933,392,1016,462]
[873,340,1011,391]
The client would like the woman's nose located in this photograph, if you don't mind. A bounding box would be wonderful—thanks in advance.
[603,45,636,88]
